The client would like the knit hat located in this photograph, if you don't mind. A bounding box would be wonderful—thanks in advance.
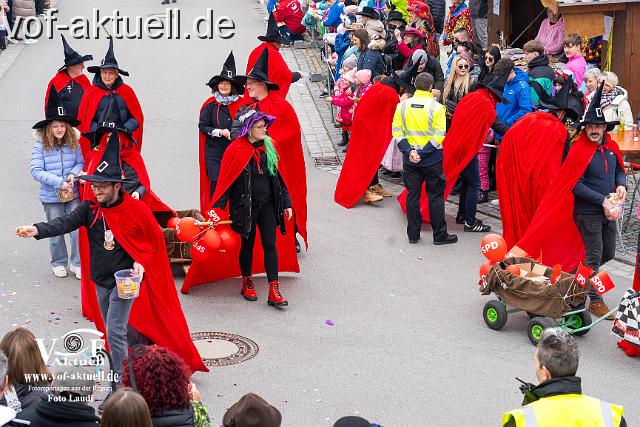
[342,55,358,70]
[354,69,372,85]
[342,69,356,83]
[411,49,428,65]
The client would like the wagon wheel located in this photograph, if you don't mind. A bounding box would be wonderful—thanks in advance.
[527,317,556,346]
[564,310,592,336]
[483,300,508,330]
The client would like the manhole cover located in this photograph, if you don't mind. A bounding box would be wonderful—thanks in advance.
[191,332,259,367]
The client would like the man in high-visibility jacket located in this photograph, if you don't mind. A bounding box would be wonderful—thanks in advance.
[393,72,458,245]
[502,328,626,427]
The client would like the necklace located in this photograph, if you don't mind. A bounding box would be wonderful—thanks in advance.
[102,214,115,251]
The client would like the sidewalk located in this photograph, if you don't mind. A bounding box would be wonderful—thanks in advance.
[281,42,637,279]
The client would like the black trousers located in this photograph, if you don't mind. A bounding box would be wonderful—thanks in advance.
[403,161,447,241]
[239,202,279,281]
[209,180,217,198]
[574,213,617,302]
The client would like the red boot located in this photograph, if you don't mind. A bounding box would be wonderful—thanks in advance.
[241,276,257,301]
[267,280,288,307]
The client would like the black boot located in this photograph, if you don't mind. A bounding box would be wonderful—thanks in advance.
[161,0,170,4]
[337,130,349,147]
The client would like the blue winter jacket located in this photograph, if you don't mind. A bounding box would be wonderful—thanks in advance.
[323,2,344,28]
[495,68,533,138]
[31,140,84,204]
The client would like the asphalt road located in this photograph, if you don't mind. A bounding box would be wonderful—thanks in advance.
[0,1,638,426]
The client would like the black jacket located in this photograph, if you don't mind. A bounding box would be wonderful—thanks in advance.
[0,383,45,413]
[573,143,626,215]
[90,75,139,134]
[527,54,555,81]
[151,406,194,427]
[469,0,487,19]
[17,394,100,427]
[426,0,446,34]
[403,55,445,92]
[34,196,135,289]
[198,100,234,182]
[213,144,292,238]
[357,48,385,78]
[504,376,627,427]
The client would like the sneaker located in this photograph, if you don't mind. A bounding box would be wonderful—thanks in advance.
[464,220,491,232]
[23,38,38,44]
[6,37,21,44]
[490,199,500,207]
[588,301,615,320]
[363,189,383,204]
[370,184,392,197]
[318,91,329,98]
[69,265,81,280]
[52,266,68,278]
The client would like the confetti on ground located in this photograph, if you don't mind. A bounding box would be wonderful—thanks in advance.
[325,320,334,326]
[417,256,423,260]
[8,291,16,296]
[316,398,322,402]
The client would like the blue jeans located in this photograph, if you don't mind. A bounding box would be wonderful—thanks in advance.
[95,285,134,382]
[42,199,80,268]
[457,156,480,224]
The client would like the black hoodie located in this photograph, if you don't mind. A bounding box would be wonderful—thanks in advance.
[17,393,100,427]
[527,54,555,81]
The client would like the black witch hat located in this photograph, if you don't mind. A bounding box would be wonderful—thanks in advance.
[87,37,129,76]
[478,67,510,104]
[386,59,421,94]
[82,94,136,149]
[257,13,289,45]
[206,51,247,94]
[58,35,93,72]
[540,82,583,122]
[81,130,133,184]
[33,85,81,129]
[246,47,279,91]
[579,81,617,131]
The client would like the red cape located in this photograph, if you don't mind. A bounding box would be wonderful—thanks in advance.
[497,112,567,248]
[334,83,399,208]
[45,72,91,111]
[181,136,299,293]
[79,194,206,373]
[245,43,293,99]
[198,96,243,213]
[515,132,624,271]
[397,88,497,221]
[77,83,144,162]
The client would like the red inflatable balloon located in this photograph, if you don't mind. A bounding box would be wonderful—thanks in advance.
[190,239,212,262]
[479,260,493,285]
[166,217,180,230]
[480,233,507,263]
[202,228,222,251]
[506,265,521,276]
[218,228,240,253]
[175,217,201,243]
[205,207,229,223]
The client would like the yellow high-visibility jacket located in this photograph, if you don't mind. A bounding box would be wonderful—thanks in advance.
[392,90,446,159]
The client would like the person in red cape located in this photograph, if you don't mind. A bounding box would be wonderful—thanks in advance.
[245,13,302,99]
[335,62,421,208]
[212,111,294,306]
[182,49,305,294]
[16,130,207,382]
[397,65,511,226]
[497,82,584,249]
[77,37,143,162]
[198,51,246,213]
[44,35,93,121]
[514,81,626,319]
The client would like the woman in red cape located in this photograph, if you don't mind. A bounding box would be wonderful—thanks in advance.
[77,38,144,162]
[334,81,400,207]
[513,131,624,272]
[198,52,246,213]
[497,112,568,248]
[397,86,500,221]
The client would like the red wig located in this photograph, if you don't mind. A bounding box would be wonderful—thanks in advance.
[121,346,191,416]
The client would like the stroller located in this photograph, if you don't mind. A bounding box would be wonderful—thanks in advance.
[479,257,594,345]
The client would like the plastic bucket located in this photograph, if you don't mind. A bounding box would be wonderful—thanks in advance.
[114,269,142,299]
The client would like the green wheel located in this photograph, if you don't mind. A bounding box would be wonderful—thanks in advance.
[527,317,556,346]
[483,300,508,330]
[564,311,592,336]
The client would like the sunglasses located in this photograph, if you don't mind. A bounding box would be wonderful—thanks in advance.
[458,64,469,70]
[485,56,494,62]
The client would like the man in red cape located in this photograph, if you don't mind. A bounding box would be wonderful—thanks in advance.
[77,37,143,162]
[245,13,302,99]
[497,82,583,248]
[182,47,306,293]
[397,69,510,225]
[17,130,206,377]
[335,64,421,208]
[45,35,92,121]
[514,82,626,319]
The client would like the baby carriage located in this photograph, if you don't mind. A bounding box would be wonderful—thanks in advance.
[479,257,594,345]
